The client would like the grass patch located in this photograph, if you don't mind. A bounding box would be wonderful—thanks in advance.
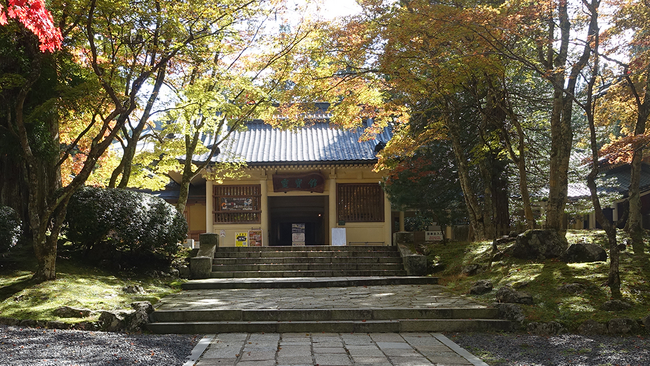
[0,245,184,324]
[427,230,650,331]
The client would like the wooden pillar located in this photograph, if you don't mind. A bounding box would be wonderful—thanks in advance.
[206,180,213,233]
[260,178,269,247]
[329,173,337,245]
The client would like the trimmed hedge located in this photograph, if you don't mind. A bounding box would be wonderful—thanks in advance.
[0,206,21,252]
[64,187,188,268]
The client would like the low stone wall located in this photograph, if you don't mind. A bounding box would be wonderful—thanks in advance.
[190,233,219,279]
[397,244,429,276]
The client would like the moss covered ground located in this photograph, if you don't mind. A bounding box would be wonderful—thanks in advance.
[423,230,650,331]
[0,244,182,324]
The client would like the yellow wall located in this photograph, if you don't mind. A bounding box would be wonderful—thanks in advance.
[206,165,393,247]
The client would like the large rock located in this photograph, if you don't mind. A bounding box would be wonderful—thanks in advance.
[578,320,609,335]
[496,286,534,305]
[99,310,131,332]
[527,321,566,335]
[492,303,525,325]
[469,280,493,295]
[98,301,153,333]
[557,283,586,294]
[564,243,607,263]
[462,264,482,276]
[608,318,640,334]
[600,299,632,311]
[512,229,567,260]
[54,306,94,318]
[125,301,154,332]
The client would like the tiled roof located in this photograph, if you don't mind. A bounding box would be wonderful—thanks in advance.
[567,163,650,199]
[195,121,392,165]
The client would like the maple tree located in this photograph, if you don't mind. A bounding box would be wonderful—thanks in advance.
[0,0,62,52]
[595,0,650,256]
[1,0,309,281]
[580,0,622,298]
[109,2,317,215]
[295,0,542,239]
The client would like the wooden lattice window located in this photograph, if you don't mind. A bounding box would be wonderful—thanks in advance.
[213,185,261,224]
[337,183,384,222]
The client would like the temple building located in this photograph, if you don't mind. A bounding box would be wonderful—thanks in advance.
[167,117,398,247]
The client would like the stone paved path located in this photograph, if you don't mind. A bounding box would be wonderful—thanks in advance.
[190,332,487,366]
[159,284,486,311]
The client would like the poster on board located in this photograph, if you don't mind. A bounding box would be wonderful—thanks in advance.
[332,228,346,246]
[249,230,262,246]
[292,223,305,246]
[235,232,248,247]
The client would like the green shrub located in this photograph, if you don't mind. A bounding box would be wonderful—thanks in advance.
[64,187,188,269]
[0,206,22,252]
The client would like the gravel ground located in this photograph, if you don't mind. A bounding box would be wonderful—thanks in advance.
[448,332,650,366]
[0,325,198,366]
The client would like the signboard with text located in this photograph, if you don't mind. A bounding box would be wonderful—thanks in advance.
[249,230,263,247]
[273,171,325,193]
[235,232,248,247]
[220,197,254,211]
[292,223,305,246]
[425,231,443,241]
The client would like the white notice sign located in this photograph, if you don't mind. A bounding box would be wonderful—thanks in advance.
[332,228,347,246]
[425,231,443,241]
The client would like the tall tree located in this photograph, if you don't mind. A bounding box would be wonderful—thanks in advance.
[580,0,622,298]
[296,0,528,239]
[606,0,650,256]
[2,0,292,281]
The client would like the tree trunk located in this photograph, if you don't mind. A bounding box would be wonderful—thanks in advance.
[627,149,645,254]
[582,0,619,298]
[111,65,167,189]
[446,110,488,241]
[544,1,592,232]
[625,66,650,256]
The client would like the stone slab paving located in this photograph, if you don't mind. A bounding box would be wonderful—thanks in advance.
[158,284,486,311]
[189,332,488,366]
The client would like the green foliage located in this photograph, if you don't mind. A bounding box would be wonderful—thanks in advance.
[0,206,22,253]
[64,187,188,269]
[382,142,466,227]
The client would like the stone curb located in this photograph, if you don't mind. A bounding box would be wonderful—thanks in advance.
[434,333,490,366]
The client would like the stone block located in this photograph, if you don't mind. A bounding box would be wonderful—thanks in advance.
[398,244,428,275]
[190,256,213,279]
[197,233,218,258]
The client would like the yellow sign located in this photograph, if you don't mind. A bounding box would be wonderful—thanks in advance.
[235,232,248,247]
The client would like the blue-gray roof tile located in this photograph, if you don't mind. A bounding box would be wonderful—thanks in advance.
[196,121,392,165]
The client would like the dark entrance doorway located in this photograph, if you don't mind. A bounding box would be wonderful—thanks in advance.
[269,196,328,246]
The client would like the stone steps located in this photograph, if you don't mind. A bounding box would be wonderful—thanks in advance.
[209,269,408,278]
[212,263,405,271]
[181,276,439,290]
[148,308,511,334]
[210,245,407,278]
[212,256,403,264]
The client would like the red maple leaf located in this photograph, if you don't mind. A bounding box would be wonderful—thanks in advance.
[0,0,63,52]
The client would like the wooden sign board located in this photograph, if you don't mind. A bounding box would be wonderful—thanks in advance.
[273,171,325,193]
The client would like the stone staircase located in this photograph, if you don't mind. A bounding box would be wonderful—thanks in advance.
[148,307,512,333]
[147,245,513,334]
[208,245,408,278]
